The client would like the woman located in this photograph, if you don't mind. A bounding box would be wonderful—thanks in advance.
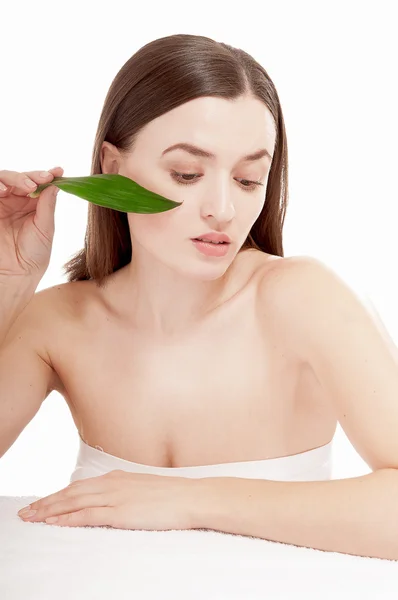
[2,35,398,560]
[1,32,334,477]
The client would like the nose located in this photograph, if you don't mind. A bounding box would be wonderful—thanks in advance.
[200,189,236,225]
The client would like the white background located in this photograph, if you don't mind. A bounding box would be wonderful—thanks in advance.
[0,0,397,497]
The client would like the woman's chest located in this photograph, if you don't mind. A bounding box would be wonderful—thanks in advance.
[49,266,336,467]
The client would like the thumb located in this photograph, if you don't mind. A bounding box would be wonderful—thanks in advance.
[34,185,59,242]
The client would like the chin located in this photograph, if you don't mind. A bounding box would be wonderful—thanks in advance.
[181,258,233,281]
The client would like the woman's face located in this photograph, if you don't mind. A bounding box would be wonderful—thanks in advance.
[102,95,276,281]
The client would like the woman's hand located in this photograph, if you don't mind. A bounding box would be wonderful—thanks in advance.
[17,469,199,531]
[0,167,63,281]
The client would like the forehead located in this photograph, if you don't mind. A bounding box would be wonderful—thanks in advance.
[134,96,276,160]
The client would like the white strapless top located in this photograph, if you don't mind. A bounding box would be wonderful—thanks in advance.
[70,434,334,483]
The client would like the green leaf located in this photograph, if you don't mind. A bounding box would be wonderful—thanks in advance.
[28,174,183,214]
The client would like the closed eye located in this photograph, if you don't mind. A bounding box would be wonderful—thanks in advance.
[170,172,264,192]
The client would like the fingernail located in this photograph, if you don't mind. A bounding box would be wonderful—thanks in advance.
[20,509,37,518]
[18,505,32,515]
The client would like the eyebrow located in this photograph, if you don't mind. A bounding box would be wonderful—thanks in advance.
[161,142,273,163]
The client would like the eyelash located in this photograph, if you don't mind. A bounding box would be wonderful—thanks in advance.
[170,172,264,192]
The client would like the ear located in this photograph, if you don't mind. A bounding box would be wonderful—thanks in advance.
[100,141,122,174]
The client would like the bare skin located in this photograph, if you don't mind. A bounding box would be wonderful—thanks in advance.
[0,95,338,467]
[41,248,337,469]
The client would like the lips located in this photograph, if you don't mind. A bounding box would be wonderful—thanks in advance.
[192,232,232,244]
[192,238,230,256]
[194,238,228,244]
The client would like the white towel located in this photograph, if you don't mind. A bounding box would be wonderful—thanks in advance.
[1,495,397,599]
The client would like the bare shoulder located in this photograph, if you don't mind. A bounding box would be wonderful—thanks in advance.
[257,254,346,308]
[21,279,99,391]
[34,278,101,319]
[256,254,340,349]
[257,254,365,351]
[28,280,87,321]
[21,279,98,358]
[7,282,72,344]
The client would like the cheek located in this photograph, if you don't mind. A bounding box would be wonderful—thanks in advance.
[127,210,182,245]
[251,196,266,221]
[128,214,164,240]
[237,197,265,229]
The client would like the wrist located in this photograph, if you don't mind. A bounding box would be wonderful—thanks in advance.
[189,477,229,530]
[0,277,37,343]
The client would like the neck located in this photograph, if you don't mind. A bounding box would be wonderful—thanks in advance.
[111,250,237,337]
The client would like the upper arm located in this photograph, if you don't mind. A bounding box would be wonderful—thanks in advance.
[0,290,57,459]
[263,256,398,472]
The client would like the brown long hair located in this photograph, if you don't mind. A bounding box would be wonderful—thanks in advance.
[63,33,289,287]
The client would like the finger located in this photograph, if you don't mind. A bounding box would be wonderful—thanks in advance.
[18,477,111,524]
[45,492,108,517]
[34,183,60,241]
[28,489,72,510]
[26,482,84,511]
[23,166,64,196]
[45,506,113,528]
[21,491,108,522]
[30,479,90,510]
[0,167,64,196]
[26,473,111,513]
